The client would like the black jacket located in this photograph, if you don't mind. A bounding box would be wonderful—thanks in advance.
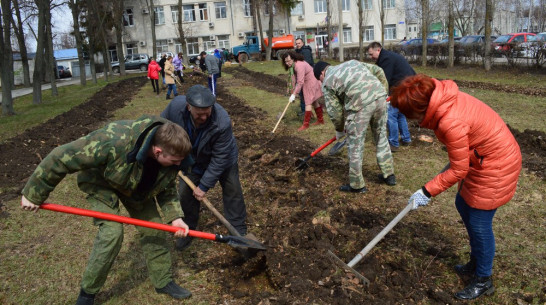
[296,45,314,67]
[161,96,238,192]
[376,49,415,91]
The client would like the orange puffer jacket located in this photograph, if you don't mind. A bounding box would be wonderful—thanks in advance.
[421,79,521,210]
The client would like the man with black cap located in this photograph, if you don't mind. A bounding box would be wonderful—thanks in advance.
[161,85,248,250]
[313,60,396,193]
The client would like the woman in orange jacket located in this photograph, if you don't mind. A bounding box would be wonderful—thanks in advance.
[391,74,521,301]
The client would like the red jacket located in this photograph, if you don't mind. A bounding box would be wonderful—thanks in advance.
[147,60,161,80]
[422,79,521,210]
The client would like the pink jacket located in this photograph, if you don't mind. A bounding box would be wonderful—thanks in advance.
[147,60,161,80]
[422,79,521,210]
[291,61,323,105]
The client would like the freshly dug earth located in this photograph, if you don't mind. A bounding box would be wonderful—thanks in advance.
[0,69,544,304]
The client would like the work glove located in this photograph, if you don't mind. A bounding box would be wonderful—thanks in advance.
[289,94,296,103]
[171,74,175,77]
[335,130,346,140]
[408,188,431,210]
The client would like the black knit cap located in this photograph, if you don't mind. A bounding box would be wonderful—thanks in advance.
[186,85,216,108]
[313,61,330,80]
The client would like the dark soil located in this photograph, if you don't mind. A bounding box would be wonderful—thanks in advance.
[0,67,544,304]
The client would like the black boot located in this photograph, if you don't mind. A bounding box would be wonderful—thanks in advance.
[156,281,192,299]
[454,256,476,277]
[166,94,171,100]
[75,289,95,305]
[454,276,495,300]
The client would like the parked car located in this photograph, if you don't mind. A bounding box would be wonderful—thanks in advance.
[536,32,546,42]
[399,38,439,55]
[56,65,72,78]
[519,34,546,58]
[455,35,497,56]
[111,53,150,73]
[438,37,462,44]
[492,32,536,56]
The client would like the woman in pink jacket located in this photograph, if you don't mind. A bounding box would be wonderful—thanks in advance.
[147,57,162,95]
[391,74,521,301]
[281,51,323,131]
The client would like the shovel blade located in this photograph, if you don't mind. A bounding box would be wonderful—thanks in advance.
[294,158,310,171]
[226,235,267,251]
[328,139,347,156]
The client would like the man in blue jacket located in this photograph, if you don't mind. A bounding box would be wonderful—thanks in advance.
[161,85,247,250]
[367,42,414,153]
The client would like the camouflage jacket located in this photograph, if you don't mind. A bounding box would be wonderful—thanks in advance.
[321,60,389,131]
[21,115,183,223]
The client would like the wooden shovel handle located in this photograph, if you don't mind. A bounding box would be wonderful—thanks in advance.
[178,172,242,237]
[271,99,292,133]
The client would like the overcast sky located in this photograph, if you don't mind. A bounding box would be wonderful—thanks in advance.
[26,4,73,52]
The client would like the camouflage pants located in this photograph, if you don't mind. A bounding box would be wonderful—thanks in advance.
[80,195,173,294]
[345,99,394,189]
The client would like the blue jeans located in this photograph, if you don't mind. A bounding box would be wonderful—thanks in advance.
[166,84,177,96]
[455,193,497,277]
[387,105,411,147]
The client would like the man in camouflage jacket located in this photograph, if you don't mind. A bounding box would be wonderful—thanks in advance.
[313,60,396,193]
[21,115,193,304]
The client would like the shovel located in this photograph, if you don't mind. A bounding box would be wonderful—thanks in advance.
[295,136,337,171]
[328,138,347,156]
[327,203,413,285]
[40,202,266,251]
[271,99,292,134]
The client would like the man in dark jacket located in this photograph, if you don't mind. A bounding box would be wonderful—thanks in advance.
[294,38,315,116]
[367,42,414,152]
[160,85,248,251]
[201,51,220,96]
[159,54,167,88]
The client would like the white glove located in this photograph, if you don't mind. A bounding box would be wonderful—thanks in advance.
[289,94,296,103]
[171,74,175,77]
[408,188,431,210]
[335,130,346,140]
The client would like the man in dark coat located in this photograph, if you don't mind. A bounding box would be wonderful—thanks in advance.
[367,41,415,152]
[160,85,248,251]
[294,38,315,116]
[158,54,167,88]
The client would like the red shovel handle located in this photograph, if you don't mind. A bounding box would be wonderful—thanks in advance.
[40,203,217,241]
[310,136,337,157]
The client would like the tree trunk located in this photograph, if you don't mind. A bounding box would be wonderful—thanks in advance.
[357,0,363,61]
[112,0,126,76]
[177,0,188,66]
[338,0,343,62]
[85,0,97,84]
[1,0,15,115]
[255,0,264,60]
[420,0,429,67]
[32,0,47,104]
[148,0,156,60]
[484,0,493,71]
[12,0,31,87]
[326,0,332,58]
[45,6,58,96]
[265,0,274,60]
[447,0,454,68]
[379,0,385,45]
[70,0,87,85]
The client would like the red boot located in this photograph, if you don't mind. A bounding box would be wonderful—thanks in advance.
[298,111,312,131]
[312,106,324,125]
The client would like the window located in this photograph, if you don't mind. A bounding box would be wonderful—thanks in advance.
[186,38,199,56]
[408,26,411,33]
[154,7,165,25]
[291,2,303,15]
[205,39,215,50]
[156,40,169,55]
[243,0,252,17]
[217,35,230,49]
[314,0,326,13]
[171,6,179,23]
[384,24,396,40]
[364,26,374,41]
[343,28,352,43]
[215,2,227,19]
[126,43,137,56]
[265,0,277,15]
[183,5,195,22]
[342,0,350,11]
[382,0,395,9]
[198,3,208,21]
[175,41,184,54]
[123,8,134,26]
[362,0,372,10]
[293,31,305,40]
[108,47,118,62]
[316,34,328,48]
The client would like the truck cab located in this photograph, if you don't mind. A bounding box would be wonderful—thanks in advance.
[232,36,260,63]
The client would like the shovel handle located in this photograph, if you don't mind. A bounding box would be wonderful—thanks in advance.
[39,203,218,241]
[272,99,292,133]
[310,136,337,157]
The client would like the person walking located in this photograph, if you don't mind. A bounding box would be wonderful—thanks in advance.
[295,38,314,116]
[158,54,167,88]
[392,74,521,301]
[313,60,396,193]
[20,116,193,305]
[173,52,184,84]
[201,51,220,96]
[281,51,323,131]
[161,85,248,250]
[164,56,178,100]
[367,42,414,152]
[147,57,162,95]
[214,49,223,78]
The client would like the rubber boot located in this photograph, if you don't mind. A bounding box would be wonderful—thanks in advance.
[298,111,312,131]
[312,106,324,125]
[454,276,495,300]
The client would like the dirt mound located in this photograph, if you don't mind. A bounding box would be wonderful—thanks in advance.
[452,79,546,97]
[508,126,546,179]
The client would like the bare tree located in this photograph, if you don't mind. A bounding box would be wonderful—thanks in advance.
[145,0,157,61]
[254,0,264,61]
[483,0,493,71]
[420,0,429,66]
[447,0,455,67]
[326,0,332,58]
[176,0,189,66]
[69,0,86,85]
[11,0,31,87]
[265,0,274,60]
[1,0,15,115]
[453,0,476,36]
[81,0,97,84]
[378,0,386,45]
[44,4,58,96]
[112,0,126,76]
[32,0,47,104]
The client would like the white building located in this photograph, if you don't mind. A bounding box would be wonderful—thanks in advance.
[119,0,407,59]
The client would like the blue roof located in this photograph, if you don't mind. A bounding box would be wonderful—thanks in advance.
[13,48,79,61]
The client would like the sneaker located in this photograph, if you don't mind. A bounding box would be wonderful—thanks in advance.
[155,281,192,299]
[339,184,368,193]
[454,276,495,300]
[378,174,396,186]
[175,236,194,251]
[75,289,95,305]
[390,145,399,152]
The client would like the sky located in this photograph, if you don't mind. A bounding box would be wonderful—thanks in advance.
[25,4,73,52]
